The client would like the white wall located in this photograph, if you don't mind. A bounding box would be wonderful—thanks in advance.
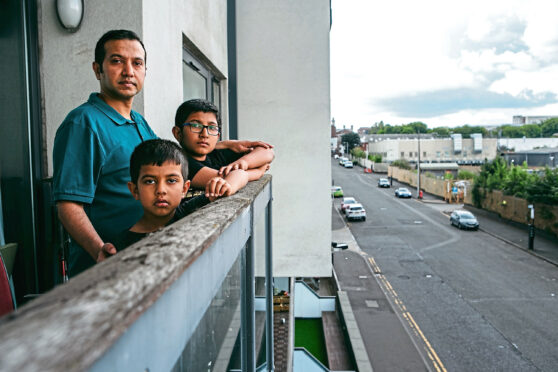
[236,1,332,278]
[142,0,228,141]
[39,1,143,176]
[294,282,335,318]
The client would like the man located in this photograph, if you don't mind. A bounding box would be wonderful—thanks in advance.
[53,30,157,277]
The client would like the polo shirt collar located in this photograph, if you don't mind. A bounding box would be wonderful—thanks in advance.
[88,93,138,125]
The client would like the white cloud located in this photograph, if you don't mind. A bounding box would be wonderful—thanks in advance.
[331,0,558,128]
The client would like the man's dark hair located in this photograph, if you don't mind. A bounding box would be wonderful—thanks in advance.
[94,29,146,72]
[175,99,221,128]
[130,139,188,183]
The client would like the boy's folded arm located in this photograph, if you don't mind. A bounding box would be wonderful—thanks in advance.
[246,163,270,181]
[219,147,274,177]
[190,166,221,189]
[205,169,249,198]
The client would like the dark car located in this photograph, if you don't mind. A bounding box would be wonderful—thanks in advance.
[395,187,412,198]
[378,178,390,188]
[450,210,479,230]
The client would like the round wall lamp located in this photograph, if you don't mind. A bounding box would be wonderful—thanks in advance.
[56,0,84,33]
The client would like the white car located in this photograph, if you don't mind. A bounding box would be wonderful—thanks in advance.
[346,203,366,221]
[339,157,348,165]
[343,161,354,168]
[341,197,357,213]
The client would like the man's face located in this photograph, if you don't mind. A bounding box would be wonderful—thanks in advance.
[128,161,189,220]
[173,111,219,160]
[93,39,146,102]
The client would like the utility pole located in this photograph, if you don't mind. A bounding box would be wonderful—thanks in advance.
[417,132,421,197]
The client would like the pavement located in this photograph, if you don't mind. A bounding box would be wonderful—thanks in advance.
[330,191,558,372]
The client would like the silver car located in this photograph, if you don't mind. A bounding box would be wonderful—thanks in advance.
[346,203,366,221]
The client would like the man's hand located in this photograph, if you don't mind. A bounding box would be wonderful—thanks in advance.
[218,159,249,177]
[205,177,233,198]
[216,140,274,153]
[96,242,117,263]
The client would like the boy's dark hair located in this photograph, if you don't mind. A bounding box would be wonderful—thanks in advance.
[130,139,188,183]
[175,99,221,128]
[94,30,146,72]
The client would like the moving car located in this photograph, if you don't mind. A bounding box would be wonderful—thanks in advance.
[343,161,354,168]
[346,203,366,221]
[395,187,412,198]
[331,186,344,198]
[450,210,479,230]
[378,178,390,188]
[341,197,357,213]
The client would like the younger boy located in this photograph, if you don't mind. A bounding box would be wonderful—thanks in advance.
[112,139,207,250]
[172,99,274,199]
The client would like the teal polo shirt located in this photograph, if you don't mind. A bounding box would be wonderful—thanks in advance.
[53,93,157,277]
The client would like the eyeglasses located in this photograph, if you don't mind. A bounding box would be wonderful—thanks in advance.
[180,122,220,136]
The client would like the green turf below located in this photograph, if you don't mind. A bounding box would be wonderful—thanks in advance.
[294,318,328,367]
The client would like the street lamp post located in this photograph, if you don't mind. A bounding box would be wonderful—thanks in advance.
[528,204,535,250]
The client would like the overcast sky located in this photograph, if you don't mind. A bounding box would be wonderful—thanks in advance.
[330,0,558,129]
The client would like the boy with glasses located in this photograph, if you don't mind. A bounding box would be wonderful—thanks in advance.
[172,99,274,199]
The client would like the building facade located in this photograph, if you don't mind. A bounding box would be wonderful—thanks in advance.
[368,135,498,164]
[1,0,331,301]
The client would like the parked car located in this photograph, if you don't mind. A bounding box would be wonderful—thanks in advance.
[395,187,412,198]
[450,210,479,230]
[334,154,339,159]
[346,203,366,221]
[378,178,390,188]
[343,161,354,168]
[341,197,357,213]
[331,186,344,198]
[339,157,348,165]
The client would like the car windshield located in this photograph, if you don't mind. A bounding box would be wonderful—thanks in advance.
[459,212,475,219]
[350,206,363,211]
[400,188,409,192]
[345,199,355,204]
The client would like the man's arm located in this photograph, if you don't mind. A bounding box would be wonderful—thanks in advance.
[215,140,273,153]
[218,147,275,177]
[57,201,116,262]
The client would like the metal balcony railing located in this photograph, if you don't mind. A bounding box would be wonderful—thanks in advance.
[0,175,274,372]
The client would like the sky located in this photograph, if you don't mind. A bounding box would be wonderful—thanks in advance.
[330,0,558,129]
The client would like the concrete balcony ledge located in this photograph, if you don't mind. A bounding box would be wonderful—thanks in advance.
[0,175,272,372]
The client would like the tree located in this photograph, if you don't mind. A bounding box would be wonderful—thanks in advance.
[407,121,428,133]
[541,118,558,137]
[430,127,450,137]
[341,132,361,152]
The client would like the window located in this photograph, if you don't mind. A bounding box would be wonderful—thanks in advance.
[401,152,405,157]
[436,151,441,158]
[182,48,221,106]
[423,151,426,157]
[409,152,413,157]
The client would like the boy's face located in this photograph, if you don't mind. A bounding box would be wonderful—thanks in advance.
[128,161,190,220]
[172,111,219,161]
